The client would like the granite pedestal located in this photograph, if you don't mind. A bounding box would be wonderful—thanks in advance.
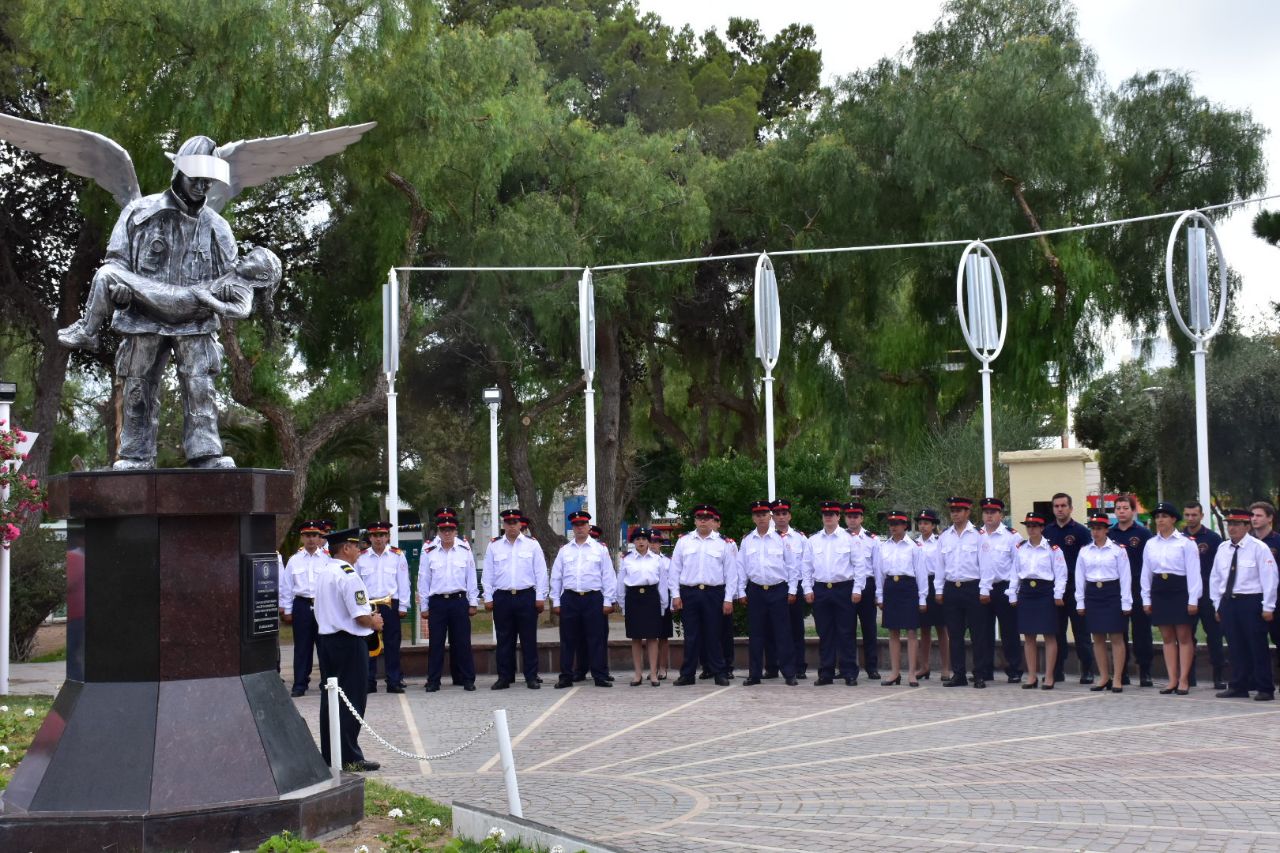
[0,469,363,852]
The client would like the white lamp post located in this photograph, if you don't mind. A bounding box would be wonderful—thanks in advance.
[955,242,1009,499]
[382,269,405,639]
[0,379,17,694]
[579,269,597,515]
[1165,213,1228,521]
[754,253,782,501]
[483,387,502,539]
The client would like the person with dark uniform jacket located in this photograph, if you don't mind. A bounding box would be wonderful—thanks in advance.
[482,508,549,690]
[843,501,880,682]
[1077,509,1132,693]
[670,504,736,686]
[1108,495,1153,686]
[418,511,478,692]
[552,511,616,688]
[1183,501,1225,689]
[316,528,383,772]
[914,509,950,681]
[1008,512,1066,689]
[1044,493,1096,684]
[766,499,808,680]
[1212,508,1278,701]
[873,510,928,686]
[281,520,328,697]
[938,497,991,688]
[1141,502,1202,694]
[1248,502,1280,679]
[977,498,1023,683]
[738,500,800,687]
[618,527,665,686]
[804,501,861,685]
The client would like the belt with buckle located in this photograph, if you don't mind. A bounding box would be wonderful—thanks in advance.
[892,575,900,582]
[575,590,598,596]
[1029,580,1038,588]
[698,584,706,590]
[1161,573,1169,580]
[433,591,464,599]
[1096,581,1103,588]
[295,595,314,602]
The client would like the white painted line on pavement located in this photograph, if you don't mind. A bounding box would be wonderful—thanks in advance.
[679,819,1088,851]
[398,691,432,776]
[476,687,578,773]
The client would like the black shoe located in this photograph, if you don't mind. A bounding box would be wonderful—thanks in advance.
[1008,675,1022,684]
[593,679,612,687]
[866,670,881,680]
[491,679,511,690]
[915,671,932,681]
[605,674,615,682]
[367,683,378,693]
[814,677,834,686]
[290,688,306,697]
[785,677,798,686]
[424,683,440,693]
[844,677,858,686]
[526,680,540,689]
[1214,680,1228,690]
[462,683,476,691]
[1090,681,1112,693]
[698,670,714,680]
[1040,682,1055,690]
[762,670,779,679]
[1159,686,1177,695]
[554,678,574,689]
[972,679,986,689]
[725,671,737,680]
[1022,680,1039,690]
[943,677,967,687]
[572,674,587,683]
[1174,688,1189,695]
[1111,686,1123,693]
[796,671,809,680]
[714,675,730,686]
[1213,669,1227,690]
[742,678,761,686]
[1079,673,1094,685]
[674,675,695,686]
[386,684,406,694]
[1216,688,1250,698]
[343,760,380,772]
[882,676,902,686]
[395,681,408,690]
[1140,671,1153,687]
[1120,674,1131,685]
[1254,692,1275,701]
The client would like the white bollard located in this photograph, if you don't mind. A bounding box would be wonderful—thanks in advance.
[326,677,342,782]
[493,708,523,817]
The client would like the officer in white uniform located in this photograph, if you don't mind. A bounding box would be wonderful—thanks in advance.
[977,497,1023,683]
[418,510,479,692]
[281,519,328,696]
[1212,508,1278,701]
[670,504,736,686]
[483,508,549,689]
[316,528,383,772]
[356,520,411,693]
[738,499,799,686]
[551,510,617,688]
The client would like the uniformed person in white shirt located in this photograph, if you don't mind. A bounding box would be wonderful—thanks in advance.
[1077,509,1132,693]
[316,528,383,772]
[938,496,993,688]
[1212,508,1278,701]
[739,499,800,686]
[418,511,479,692]
[803,501,861,685]
[281,520,328,697]
[914,509,950,681]
[483,508,549,690]
[670,504,736,686]
[1008,512,1067,689]
[873,510,928,686]
[1141,502,1202,694]
[652,528,674,680]
[768,499,809,679]
[573,524,616,683]
[355,520,411,693]
[843,501,880,681]
[551,510,616,688]
[977,498,1023,683]
[618,527,665,686]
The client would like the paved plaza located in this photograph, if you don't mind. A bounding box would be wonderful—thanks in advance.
[296,668,1280,853]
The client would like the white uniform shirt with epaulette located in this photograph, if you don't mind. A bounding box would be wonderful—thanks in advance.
[918,533,942,580]
[737,528,798,594]
[872,536,929,605]
[417,540,480,609]
[550,538,618,607]
[1075,538,1132,611]
[314,558,374,636]
[617,549,666,614]
[938,521,990,594]
[978,524,1022,585]
[802,527,859,593]
[1008,538,1067,603]
[482,533,549,603]
[355,544,411,608]
[670,530,737,602]
[1141,530,1202,606]
[280,545,329,614]
[777,528,807,594]
[845,528,877,587]
[1210,535,1279,611]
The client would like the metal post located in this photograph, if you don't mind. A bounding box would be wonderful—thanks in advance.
[956,242,1007,501]
[579,269,597,516]
[980,366,994,498]
[325,677,341,782]
[763,370,776,501]
[489,402,500,539]
[754,254,782,501]
[493,708,523,817]
[1193,344,1210,513]
[584,379,597,515]
[0,394,9,695]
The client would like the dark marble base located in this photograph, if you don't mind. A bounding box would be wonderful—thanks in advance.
[0,775,364,853]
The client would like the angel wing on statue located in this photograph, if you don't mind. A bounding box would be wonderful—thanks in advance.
[0,114,375,470]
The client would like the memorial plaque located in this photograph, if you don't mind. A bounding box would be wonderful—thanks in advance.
[243,554,280,639]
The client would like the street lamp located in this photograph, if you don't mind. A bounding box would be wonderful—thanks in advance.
[0,378,17,695]
[483,387,501,540]
[955,242,1008,498]
[1142,386,1165,505]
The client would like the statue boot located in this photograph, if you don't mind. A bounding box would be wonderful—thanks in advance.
[189,454,237,469]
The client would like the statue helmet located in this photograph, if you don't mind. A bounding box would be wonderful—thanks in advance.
[166,135,230,187]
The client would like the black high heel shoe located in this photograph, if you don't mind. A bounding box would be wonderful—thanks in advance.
[1090,680,1112,693]
[1022,680,1039,690]
[915,670,931,680]
[882,676,902,686]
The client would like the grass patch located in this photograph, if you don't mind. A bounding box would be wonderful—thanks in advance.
[29,647,67,663]
[0,697,54,790]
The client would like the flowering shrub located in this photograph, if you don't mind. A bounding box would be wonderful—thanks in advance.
[0,421,46,549]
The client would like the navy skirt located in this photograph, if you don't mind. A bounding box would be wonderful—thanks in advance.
[921,576,945,627]
[624,585,663,639]
[1016,577,1057,636]
[660,606,674,639]
[1084,579,1125,634]
[1151,572,1193,626]
[881,574,921,630]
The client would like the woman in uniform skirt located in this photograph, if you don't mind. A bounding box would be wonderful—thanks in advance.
[1142,502,1202,694]
[914,509,951,681]
[1077,509,1132,692]
[618,527,665,686]
[874,511,929,685]
[1008,512,1066,689]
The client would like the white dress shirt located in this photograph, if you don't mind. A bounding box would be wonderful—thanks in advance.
[417,541,480,608]
[872,536,929,605]
[978,524,1022,584]
[280,546,328,614]
[737,528,798,593]
[550,538,618,607]
[918,534,941,579]
[618,549,666,614]
[1075,538,1133,612]
[1210,536,1278,612]
[482,533,550,603]
[939,522,991,594]
[355,545,411,611]
[1141,531,1203,606]
[670,531,737,602]
[314,558,373,636]
[1007,538,1067,603]
[802,527,861,593]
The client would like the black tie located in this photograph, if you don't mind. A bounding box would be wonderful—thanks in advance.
[1224,544,1239,598]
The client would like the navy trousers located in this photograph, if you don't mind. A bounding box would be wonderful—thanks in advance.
[746,583,793,679]
[1222,593,1274,694]
[367,600,403,687]
[559,590,609,681]
[944,580,991,682]
[318,632,369,766]
[679,584,726,680]
[983,581,1023,680]
[854,577,879,676]
[766,598,807,675]
[290,596,319,691]
[812,580,856,679]
[1124,565,1155,677]
[426,593,475,687]
[1054,576,1095,680]
[1190,570,1227,677]
[493,587,539,683]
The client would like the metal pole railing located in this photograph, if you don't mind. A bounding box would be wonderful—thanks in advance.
[326,677,341,781]
[493,708,522,817]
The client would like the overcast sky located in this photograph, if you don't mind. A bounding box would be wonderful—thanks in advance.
[636,0,1279,335]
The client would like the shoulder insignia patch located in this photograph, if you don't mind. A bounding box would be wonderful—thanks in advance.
[1051,545,1060,551]
[1015,541,1024,548]
[491,536,500,542]
[391,546,402,554]
[340,563,355,574]
[355,590,367,605]
[424,545,437,553]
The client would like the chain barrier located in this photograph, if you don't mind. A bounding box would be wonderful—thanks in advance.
[333,684,495,761]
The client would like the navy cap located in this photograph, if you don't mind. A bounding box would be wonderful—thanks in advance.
[500,508,522,521]
[629,527,652,542]
[749,499,772,513]
[946,496,973,509]
[980,497,1005,511]
[819,500,843,514]
[299,519,324,535]
[843,501,865,515]
[1225,508,1251,523]
[325,527,362,549]
[1021,512,1047,526]
[568,510,591,524]
[770,498,793,512]
[589,525,603,539]
[886,510,910,525]
[916,508,940,524]
[692,504,720,519]
[366,520,392,533]
[1086,509,1110,527]
[1152,501,1181,521]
